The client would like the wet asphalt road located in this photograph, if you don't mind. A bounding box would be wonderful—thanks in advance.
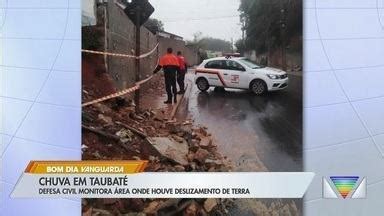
[182,72,302,172]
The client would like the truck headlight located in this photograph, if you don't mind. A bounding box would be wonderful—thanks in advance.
[267,74,279,79]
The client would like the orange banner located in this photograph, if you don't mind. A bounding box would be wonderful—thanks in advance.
[25,161,148,174]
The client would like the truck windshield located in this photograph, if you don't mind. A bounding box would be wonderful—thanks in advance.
[238,59,264,69]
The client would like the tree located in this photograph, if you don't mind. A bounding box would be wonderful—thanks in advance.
[239,0,302,53]
[199,37,232,52]
[192,31,203,43]
[187,32,232,52]
[235,39,246,54]
[144,18,164,34]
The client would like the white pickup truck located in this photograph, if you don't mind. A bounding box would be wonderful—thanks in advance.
[195,57,288,95]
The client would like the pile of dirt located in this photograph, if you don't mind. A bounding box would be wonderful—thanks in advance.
[82,95,233,215]
[232,199,299,216]
[83,101,231,168]
[82,54,117,101]
[83,198,237,216]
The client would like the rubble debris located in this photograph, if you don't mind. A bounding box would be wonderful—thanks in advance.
[92,151,102,159]
[82,125,120,142]
[116,121,147,138]
[130,112,144,121]
[199,137,213,148]
[82,95,238,215]
[183,120,192,126]
[82,207,92,216]
[103,199,119,205]
[127,199,145,212]
[94,103,112,114]
[147,137,189,166]
[193,148,210,164]
[80,69,262,216]
[82,97,235,215]
[143,201,162,215]
[91,208,114,216]
[234,199,300,216]
[115,129,134,143]
[122,213,146,216]
[204,199,217,213]
[174,165,185,172]
[183,201,199,216]
[98,114,113,125]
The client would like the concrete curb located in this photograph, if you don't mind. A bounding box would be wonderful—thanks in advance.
[170,83,190,120]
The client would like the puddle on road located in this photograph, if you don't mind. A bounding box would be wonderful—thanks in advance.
[178,73,303,215]
[183,74,302,172]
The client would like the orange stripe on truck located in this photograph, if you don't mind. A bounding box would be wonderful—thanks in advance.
[195,68,227,87]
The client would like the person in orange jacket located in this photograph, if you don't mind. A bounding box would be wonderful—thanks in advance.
[153,48,180,104]
[176,51,188,94]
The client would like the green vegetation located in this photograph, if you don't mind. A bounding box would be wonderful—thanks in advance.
[198,37,232,52]
[237,0,302,53]
[144,18,165,34]
[187,32,232,52]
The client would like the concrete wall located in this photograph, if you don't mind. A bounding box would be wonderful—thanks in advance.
[106,2,158,90]
[101,1,198,93]
[244,49,302,71]
[157,37,198,67]
[243,36,302,71]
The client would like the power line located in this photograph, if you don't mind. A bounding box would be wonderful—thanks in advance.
[160,15,239,23]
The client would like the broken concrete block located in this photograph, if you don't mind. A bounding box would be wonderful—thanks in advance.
[94,103,112,114]
[194,148,210,164]
[98,114,113,125]
[171,135,186,143]
[184,201,199,216]
[147,137,189,166]
[115,129,134,143]
[143,201,162,215]
[174,165,186,172]
[199,137,212,148]
[187,153,195,162]
[204,199,217,213]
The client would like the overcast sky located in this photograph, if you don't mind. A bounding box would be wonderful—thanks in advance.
[148,0,242,42]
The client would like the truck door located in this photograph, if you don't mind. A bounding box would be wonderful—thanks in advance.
[199,60,226,87]
[221,60,247,88]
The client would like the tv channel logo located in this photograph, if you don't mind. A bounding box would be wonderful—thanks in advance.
[323,176,367,199]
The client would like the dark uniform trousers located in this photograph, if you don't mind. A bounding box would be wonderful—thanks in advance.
[177,69,186,91]
[163,66,178,100]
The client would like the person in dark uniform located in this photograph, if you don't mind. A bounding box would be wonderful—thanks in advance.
[176,51,187,94]
[153,48,180,104]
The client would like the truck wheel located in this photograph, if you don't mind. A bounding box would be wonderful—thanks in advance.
[196,78,209,92]
[250,79,267,95]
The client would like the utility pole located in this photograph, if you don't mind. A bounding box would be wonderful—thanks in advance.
[280,1,287,71]
[241,16,246,54]
[120,0,154,111]
[231,37,234,53]
[134,5,141,111]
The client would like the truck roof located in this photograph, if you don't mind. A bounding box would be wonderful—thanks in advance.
[203,56,245,61]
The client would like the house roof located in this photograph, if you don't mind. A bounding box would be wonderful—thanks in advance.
[156,30,183,40]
